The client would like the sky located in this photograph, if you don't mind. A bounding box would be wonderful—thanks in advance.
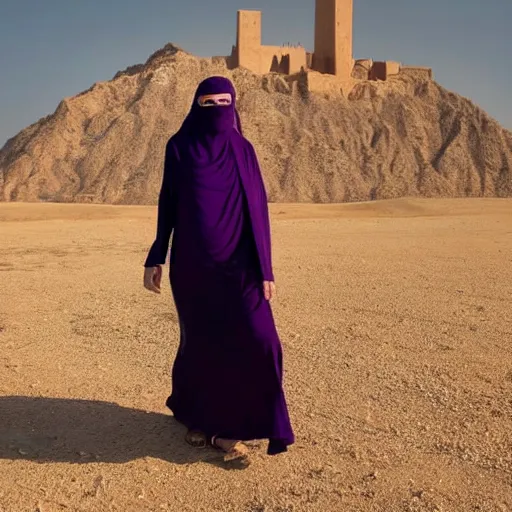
[0,0,511,147]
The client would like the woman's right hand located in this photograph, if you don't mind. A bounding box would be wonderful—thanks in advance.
[143,265,162,294]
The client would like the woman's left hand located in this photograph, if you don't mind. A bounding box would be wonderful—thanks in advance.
[263,281,276,301]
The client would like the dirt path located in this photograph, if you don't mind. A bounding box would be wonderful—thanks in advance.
[1,199,511,512]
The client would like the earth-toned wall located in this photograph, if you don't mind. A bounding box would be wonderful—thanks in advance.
[313,0,353,80]
[236,11,307,74]
[370,61,401,81]
[236,10,262,72]
[233,5,430,85]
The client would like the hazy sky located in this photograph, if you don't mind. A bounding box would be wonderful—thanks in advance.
[0,0,510,146]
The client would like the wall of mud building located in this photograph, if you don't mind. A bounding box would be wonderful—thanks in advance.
[313,0,353,80]
[236,10,307,74]
[226,46,237,69]
[236,10,262,72]
[370,61,401,80]
[263,46,307,74]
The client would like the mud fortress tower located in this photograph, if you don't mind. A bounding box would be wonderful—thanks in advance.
[224,0,432,94]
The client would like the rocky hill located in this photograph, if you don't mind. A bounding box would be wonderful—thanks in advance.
[1,44,511,203]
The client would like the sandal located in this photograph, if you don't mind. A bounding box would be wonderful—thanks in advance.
[211,436,251,467]
[185,429,207,448]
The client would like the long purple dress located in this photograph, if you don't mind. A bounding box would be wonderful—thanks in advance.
[144,77,294,455]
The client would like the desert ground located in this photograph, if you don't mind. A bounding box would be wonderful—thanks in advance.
[0,198,511,512]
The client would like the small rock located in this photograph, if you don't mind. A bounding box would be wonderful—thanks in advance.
[92,475,105,497]
[411,489,424,499]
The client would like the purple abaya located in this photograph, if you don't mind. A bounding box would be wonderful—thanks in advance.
[144,76,294,455]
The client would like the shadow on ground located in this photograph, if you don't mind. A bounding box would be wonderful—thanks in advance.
[0,396,232,467]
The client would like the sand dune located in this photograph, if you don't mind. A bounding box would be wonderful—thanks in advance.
[1,199,511,511]
[1,197,511,222]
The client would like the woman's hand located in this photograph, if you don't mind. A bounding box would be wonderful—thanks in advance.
[144,265,162,294]
[263,281,276,301]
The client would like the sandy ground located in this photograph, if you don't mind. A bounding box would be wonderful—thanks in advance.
[0,198,511,512]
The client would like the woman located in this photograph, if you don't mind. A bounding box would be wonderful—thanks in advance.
[143,76,294,464]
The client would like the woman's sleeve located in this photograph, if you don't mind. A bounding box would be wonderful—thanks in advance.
[247,143,275,282]
[144,141,178,267]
